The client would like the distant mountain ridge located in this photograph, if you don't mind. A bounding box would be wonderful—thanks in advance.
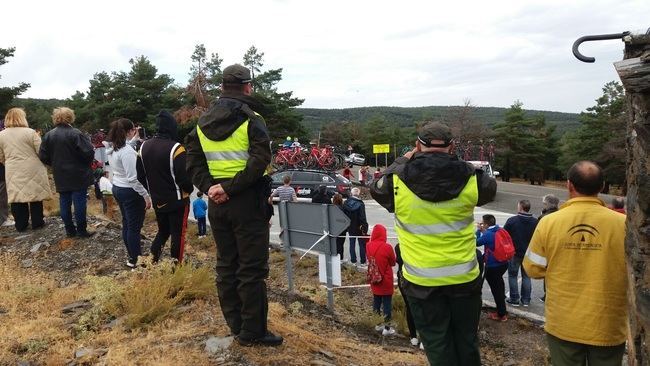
[297,106,581,134]
[14,98,582,136]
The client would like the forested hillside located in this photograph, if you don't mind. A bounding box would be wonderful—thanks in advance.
[297,106,581,135]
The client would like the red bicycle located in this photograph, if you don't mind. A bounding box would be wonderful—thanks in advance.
[272,146,309,169]
[307,145,337,171]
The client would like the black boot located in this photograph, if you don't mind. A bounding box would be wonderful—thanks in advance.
[236,332,283,347]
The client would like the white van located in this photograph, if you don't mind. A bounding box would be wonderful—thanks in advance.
[467,161,499,178]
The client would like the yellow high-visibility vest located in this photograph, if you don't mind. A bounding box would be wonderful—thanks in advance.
[197,121,249,179]
[394,174,480,286]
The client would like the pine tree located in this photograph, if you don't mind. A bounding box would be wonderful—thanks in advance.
[0,47,30,116]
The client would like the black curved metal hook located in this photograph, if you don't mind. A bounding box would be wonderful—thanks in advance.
[572,31,630,63]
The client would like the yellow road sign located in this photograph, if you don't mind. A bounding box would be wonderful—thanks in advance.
[373,144,390,154]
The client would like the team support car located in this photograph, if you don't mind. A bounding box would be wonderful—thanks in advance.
[270,169,352,202]
[467,160,500,178]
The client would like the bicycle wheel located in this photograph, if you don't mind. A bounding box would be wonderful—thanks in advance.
[322,155,337,171]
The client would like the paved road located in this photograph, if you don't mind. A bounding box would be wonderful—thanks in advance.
[483,181,619,216]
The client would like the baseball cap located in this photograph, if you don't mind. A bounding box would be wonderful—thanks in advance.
[222,64,252,84]
[417,121,453,147]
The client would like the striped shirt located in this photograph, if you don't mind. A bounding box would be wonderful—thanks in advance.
[272,185,297,202]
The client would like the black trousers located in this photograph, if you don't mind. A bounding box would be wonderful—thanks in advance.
[151,203,189,262]
[10,201,44,232]
[209,187,270,339]
[485,264,508,316]
[336,231,346,261]
[397,275,418,338]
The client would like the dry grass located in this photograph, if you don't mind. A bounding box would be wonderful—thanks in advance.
[87,261,215,329]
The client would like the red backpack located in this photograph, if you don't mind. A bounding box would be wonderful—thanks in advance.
[366,246,383,285]
[490,228,515,262]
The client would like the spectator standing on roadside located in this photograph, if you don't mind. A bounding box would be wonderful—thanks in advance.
[538,193,559,302]
[39,107,95,237]
[610,197,625,214]
[370,121,496,365]
[0,119,8,226]
[193,192,208,238]
[366,224,397,336]
[524,161,628,366]
[139,111,194,263]
[0,108,51,232]
[108,118,151,268]
[358,166,367,186]
[269,174,297,203]
[185,64,280,347]
[98,170,115,219]
[476,214,510,322]
[332,193,347,261]
[311,184,331,204]
[342,165,352,181]
[0,160,7,226]
[373,167,382,181]
[539,194,560,220]
[504,200,538,307]
[343,187,368,268]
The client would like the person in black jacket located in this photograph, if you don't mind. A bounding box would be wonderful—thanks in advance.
[504,200,538,307]
[343,187,368,267]
[39,107,95,237]
[311,185,331,204]
[185,64,281,347]
[139,111,194,263]
[370,122,496,365]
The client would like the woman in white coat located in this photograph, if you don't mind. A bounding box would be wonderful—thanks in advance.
[0,108,52,231]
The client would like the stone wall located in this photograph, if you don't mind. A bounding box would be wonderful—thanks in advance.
[618,34,650,365]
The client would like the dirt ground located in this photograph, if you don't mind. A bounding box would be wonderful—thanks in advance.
[0,196,549,365]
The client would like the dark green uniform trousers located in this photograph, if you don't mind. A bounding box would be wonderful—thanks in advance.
[209,188,270,339]
[408,291,482,366]
[547,333,625,366]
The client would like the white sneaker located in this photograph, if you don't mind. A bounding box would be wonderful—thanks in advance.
[410,338,419,346]
[382,327,396,336]
[358,263,368,270]
[375,324,385,332]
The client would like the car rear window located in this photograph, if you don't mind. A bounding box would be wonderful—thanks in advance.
[292,172,315,181]
[272,172,291,183]
[335,174,350,184]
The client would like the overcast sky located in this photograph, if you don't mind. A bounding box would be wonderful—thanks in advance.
[1,0,648,113]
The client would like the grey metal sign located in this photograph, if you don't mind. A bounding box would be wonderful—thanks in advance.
[279,202,350,255]
[278,201,350,311]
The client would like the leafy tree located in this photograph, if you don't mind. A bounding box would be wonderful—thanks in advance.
[69,56,177,132]
[189,44,207,80]
[0,47,30,116]
[492,101,555,182]
[243,46,264,90]
[205,52,224,94]
[559,81,627,190]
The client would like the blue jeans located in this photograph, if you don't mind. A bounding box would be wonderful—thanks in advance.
[112,186,145,263]
[508,255,531,303]
[197,216,207,236]
[59,189,88,235]
[349,235,367,264]
[373,295,392,322]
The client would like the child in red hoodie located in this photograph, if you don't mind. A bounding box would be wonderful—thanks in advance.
[366,224,397,335]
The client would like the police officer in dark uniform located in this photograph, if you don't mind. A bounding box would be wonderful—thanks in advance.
[185,64,281,347]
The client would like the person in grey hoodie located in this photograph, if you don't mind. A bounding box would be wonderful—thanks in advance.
[107,118,151,268]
